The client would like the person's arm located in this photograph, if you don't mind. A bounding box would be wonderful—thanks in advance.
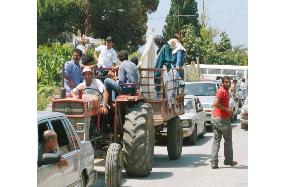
[64,62,74,88]
[94,46,101,63]
[118,64,127,84]
[164,46,173,69]
[213,97,232,116]
[57,157,68,167]
[176,50,185,70]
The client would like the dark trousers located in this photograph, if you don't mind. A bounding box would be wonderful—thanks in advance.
[210,118,233,164]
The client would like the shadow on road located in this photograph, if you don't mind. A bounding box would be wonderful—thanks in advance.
[219,164,248,169]
[156,134,213,147]
[183,135,213,146]
[153,153,210,168]
[124,171,173,180]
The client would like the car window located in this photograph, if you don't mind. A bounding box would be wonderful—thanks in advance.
[63,118,80,150]
[185,99,194,111]
[185,83,217,96]
[38,121,49,166]
[49,119,72,155]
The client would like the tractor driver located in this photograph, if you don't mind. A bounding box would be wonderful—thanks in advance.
[70,66,109,114]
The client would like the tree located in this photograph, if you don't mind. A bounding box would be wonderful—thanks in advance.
[181,24,248,65]
[91,0,159,52]
[163,0,199,41]
[37,0,159,52]
[37,0,85,44]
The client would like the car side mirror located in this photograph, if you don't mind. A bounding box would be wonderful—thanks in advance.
[197,103,203,112]
[42,153,61,165]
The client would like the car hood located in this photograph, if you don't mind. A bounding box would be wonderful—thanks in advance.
[180,111,196,120]
[198,96,215,108]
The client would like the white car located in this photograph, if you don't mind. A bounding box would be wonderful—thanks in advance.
[180,95,207,145]
[37,111,96,187]
[184,81,218,130]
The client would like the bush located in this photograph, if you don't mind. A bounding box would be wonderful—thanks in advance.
[37,43,73,110]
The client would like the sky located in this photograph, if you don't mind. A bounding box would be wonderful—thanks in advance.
[147,0,248,47]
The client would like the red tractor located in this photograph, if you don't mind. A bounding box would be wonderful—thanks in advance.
[52,67,185,187]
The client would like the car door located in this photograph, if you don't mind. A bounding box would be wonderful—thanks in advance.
[38,120,64,187]
[49,118,81,187]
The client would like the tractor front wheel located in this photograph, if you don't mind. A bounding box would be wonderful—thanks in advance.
[122,103,154,177]
[167,116,183,160]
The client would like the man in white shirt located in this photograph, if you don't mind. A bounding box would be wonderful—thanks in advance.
[240,78,248,100]
[70,67,109,114]
[94,36,118,69]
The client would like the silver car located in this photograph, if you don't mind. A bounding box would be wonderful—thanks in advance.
[180,95,207,145]
[37,111,96,187]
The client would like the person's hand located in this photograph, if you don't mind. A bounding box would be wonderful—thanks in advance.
[69,80,74,89]
[77,85,84,92]
[176,66,180,71]
[57,158,68,167]
[226,108,233,116]
[113,76,119,81]
[100,105,109,114]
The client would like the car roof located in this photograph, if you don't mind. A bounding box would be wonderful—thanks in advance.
[184,81,217,84]
[37,111,65,122]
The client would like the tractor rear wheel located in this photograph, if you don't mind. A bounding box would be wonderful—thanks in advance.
[122,102,154,177]
[105,143,123,187]
[167,116,183,160]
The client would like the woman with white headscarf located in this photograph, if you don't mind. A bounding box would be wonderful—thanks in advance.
[168,38,186,80]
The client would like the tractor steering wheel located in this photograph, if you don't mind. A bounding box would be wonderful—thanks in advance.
[83,88,103,103]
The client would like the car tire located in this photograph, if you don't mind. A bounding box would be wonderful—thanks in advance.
[167,116,183,160]
[78,173,86,187]
[123,102,154,177]
[199,123,206,138]
[186,125,197,145]
[105,143,122,187]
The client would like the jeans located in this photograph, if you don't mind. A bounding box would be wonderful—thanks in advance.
[210,117,233,164]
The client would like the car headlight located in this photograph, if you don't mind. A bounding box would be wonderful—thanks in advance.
[181,120,189,128]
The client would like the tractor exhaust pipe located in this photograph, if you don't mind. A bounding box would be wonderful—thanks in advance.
[60,64,66,99]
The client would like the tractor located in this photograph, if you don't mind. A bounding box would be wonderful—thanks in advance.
[52,67,185,187]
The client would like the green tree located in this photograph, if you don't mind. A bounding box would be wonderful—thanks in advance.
[37,0,85,44]
[216,32,232,52]
[163,0,199,40]
[91,0,159,52]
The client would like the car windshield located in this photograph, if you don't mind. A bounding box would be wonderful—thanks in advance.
[185,83,217,96]
[185,99,194,111]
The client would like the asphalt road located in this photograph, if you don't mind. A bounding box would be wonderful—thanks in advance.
[91,117,248,187]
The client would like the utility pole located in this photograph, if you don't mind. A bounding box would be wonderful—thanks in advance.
[200,0,206,27]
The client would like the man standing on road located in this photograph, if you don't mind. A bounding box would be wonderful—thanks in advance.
[240,78,248,101]
[210,76,238,169]
[64,49,83,95]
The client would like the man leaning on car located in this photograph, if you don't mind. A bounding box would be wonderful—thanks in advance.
[210,76,238,169]
[38,130,68,167]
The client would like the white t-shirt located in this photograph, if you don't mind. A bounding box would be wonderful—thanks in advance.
[72,78,105,95]
[95,45,117,68]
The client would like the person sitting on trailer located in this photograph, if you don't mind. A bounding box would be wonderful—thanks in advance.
[104,50,139,103]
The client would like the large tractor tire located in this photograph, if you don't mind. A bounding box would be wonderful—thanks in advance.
[122,102,154,177]
[167,116,183,160]
[105,143,123,187]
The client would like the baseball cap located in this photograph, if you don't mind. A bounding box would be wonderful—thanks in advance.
[106,36,113,41]
[82,66,93,75]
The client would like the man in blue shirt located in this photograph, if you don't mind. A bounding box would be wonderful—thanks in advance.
[104,50,138,102]
[153,35,173,98]
[64,49,83,94]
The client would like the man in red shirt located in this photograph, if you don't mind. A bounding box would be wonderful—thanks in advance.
[210,76,238,169]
